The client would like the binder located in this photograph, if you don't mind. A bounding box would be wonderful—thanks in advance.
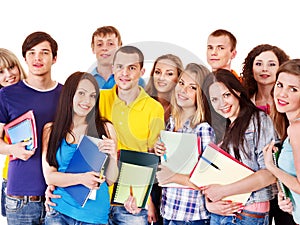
[4,110,37,152]
[159,130,199,188]
[190,143,254,204]
[111,150,159,208]
[64,135,108,207]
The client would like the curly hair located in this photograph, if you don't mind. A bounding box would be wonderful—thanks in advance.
[241,44,289,98]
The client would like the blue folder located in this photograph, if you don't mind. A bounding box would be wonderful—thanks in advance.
[64,135,108,207]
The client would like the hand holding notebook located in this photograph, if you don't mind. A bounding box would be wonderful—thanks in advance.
[158,130,199,188]
[3,110,37,160]
[190,143,254,204]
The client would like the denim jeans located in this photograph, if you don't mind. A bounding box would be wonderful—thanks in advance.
[163,218,210,225]
[210,210,269,225]
[5,195,45,225]
[45,208,107,225]
[1,179,7,217]
[108,206,148,225]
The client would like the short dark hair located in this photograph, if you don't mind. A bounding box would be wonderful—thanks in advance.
[22,31,58,58]
[113,45,144,68]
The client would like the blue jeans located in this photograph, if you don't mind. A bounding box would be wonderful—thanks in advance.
[5,195,45,225]
[45,208,107,225]
[1,179,7,217]
[163,218,210,225]
[109,206,148,225]
[210,210,269,225]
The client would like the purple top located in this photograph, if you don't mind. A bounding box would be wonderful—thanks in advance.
[0,80,62,196]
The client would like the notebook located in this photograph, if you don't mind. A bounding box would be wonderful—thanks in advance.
[64,135,108,207]
[111,150,159,208]
[190,143,254,204]
[159,130,199,188]
[4,110,37,152]
[272,150,289,199]
[113,162,153,207]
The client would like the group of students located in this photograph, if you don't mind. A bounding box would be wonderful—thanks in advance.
[0,26,299,225]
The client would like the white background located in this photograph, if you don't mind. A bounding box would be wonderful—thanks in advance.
[1,0,299,223]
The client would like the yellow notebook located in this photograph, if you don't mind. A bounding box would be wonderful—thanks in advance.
[190,143,254,204]
[113,162,153,207]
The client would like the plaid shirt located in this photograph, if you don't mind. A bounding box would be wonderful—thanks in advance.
[161,117,215,221]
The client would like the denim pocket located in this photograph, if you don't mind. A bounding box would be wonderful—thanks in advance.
[5,196,24,212]
[46,207,60,217]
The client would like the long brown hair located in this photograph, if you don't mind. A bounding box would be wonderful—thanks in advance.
[46,72,110,168]
[202,69,261,160]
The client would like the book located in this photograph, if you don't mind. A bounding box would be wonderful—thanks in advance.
[272,150,289,199]
[111,150,159,208]
[189,143,254,204]
[3,110,37,152]
[64,135,108,207]
[159,130,199,188]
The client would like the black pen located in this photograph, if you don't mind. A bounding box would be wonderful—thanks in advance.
[201,156,220,170]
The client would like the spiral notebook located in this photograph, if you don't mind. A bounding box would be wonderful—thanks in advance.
[111,150,159,208]
[113,162,153,207]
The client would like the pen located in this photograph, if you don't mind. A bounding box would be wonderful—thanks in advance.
[99,167,105,179]
[130,185,133,196]
[22,137,32,142]
[201,156,220,170]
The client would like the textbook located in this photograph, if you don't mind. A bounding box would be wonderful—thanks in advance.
[111,150,159,208]
[272,150,289,199]
[64,135,108,207]
[190,143,254,204]
[159,130,199,188]
[4,110,37,153]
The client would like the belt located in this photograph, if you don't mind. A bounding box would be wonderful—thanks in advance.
[236,211,266,220]
[7,194,45,202]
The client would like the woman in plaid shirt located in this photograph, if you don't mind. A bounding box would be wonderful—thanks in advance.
[154,63,215,225]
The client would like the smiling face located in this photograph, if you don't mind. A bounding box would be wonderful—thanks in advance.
[153,59,179,94]
[92,33,120,66]
[274,72,300,120]
[175,71,197,111]
[0,65,20,87]
[209,81,240,122]
[113,51,144,91]
[73,79,97,118]
[25,41,56,77]
[253,51,279,86]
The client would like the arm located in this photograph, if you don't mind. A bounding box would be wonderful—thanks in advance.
[42,123,103,189]
[203,169,275,202]
[263,123,300,194]
[203,116,276,202]
[205,196,243,216]
[0,123,35,160]
[98,122,118,186]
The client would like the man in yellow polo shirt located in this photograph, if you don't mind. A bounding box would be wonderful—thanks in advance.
[99,45,164,225]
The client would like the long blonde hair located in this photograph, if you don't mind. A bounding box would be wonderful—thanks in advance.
[171,63,210,129]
